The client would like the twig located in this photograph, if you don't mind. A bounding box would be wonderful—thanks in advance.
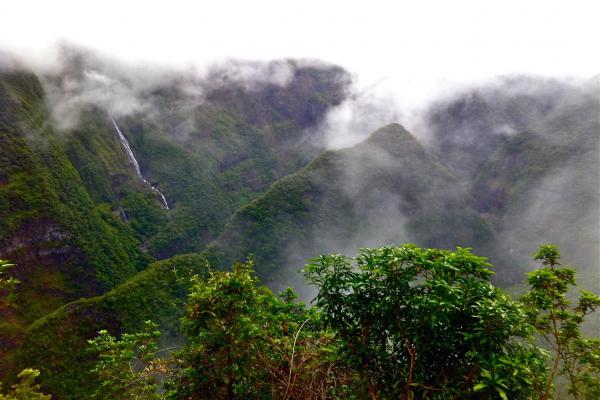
[284,318,310,400]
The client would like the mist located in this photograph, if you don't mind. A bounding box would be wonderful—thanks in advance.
[2,43,597,296]
[15,42,330,136]
[270,74,599,299]
[2,4,600,396]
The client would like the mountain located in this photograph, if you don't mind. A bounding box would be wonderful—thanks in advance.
[14,253,209,399]
[202,77,599,291]
[0,51,597,398]
[424,76,577,179]
[425,77,599,286]
[43,51,351,258]
[205,123,495,291]
[0,69,151,375]
[8,123,495,397]
[0,54,350,379]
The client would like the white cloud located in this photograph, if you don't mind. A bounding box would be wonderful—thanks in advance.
[1,0,598,130]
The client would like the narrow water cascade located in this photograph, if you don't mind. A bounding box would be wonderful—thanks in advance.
[110,113,170,210]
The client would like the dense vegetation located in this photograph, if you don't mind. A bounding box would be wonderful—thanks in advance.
[0,52,597,398]
[425,78,599,286]
[8,245,597,399]
[205,123,496,286]
[0,69,151,376]
[11,253,210,398]
[0,58,350,378]
[52,57,351,259]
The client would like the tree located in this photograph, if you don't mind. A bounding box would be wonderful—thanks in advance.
[84,244,599,399]
[170,261,355,399]
[304,245,548,400]
[0,369,51,400]
[88,321,166,399]
[521,244,600,400]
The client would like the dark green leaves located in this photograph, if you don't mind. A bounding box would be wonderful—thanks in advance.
[172,261,353,399]
[88,321,163,400]
[522,245,600,399]
[0,259,20,308]
[305,245,545,399]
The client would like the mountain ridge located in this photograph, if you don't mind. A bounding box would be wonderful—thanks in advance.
[0,57,597,397]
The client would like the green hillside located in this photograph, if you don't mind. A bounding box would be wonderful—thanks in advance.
[4,122,494,397]
[206,123,495,289]
[12,253,209,399]
[46,60,351,259]
[0,57,597,398]
[0,58,351,381]
[0,70,151,376]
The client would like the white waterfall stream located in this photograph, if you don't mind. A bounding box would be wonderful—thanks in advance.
[110,114,170,210]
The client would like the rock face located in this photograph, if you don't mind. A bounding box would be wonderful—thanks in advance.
[0,220,78,373]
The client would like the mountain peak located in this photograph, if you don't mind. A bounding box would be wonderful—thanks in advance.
[373,122,408,134]
[361,123,422,154]
[366,122,412,141]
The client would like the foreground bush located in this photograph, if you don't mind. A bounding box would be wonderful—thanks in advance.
[305,245,547,399]
[170,261,356,399]
[83,245,599,399]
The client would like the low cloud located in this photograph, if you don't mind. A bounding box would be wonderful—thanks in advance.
[310,80,403,149]
[23,43,315,132]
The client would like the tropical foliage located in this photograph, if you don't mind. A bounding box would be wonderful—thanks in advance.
[0,369,51,400]
[80,245,599,399]
[522,245,600,399]
[304,245,547,399]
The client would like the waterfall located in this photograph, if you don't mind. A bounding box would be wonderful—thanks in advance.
[110,114,170,210]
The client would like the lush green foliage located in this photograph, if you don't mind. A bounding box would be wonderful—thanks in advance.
[305,245,547,399]
[120,191,168,241]
[0,260,19,309]
[0,263,51,400]
[522,245,600,399]
[1,62,349,381]
[0,71,151,376]
[12,253,209,399]
[82,245,599,399]
[120,65,349,258]
[169,262,354,399]
[88,321,164,400]
[85,261,356,400]
[1,63,597,400]
[206,124,495,284]
[0,369,51,400]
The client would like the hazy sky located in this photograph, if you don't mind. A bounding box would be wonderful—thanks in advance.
[1,0,599,108]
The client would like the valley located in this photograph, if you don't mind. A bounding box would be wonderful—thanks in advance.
[0,50,598,398]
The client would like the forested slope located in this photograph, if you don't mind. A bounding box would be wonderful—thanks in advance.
[206,123,495,288]
[0,69,150,376]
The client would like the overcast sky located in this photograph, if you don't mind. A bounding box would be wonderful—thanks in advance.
[1,0,599,110]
